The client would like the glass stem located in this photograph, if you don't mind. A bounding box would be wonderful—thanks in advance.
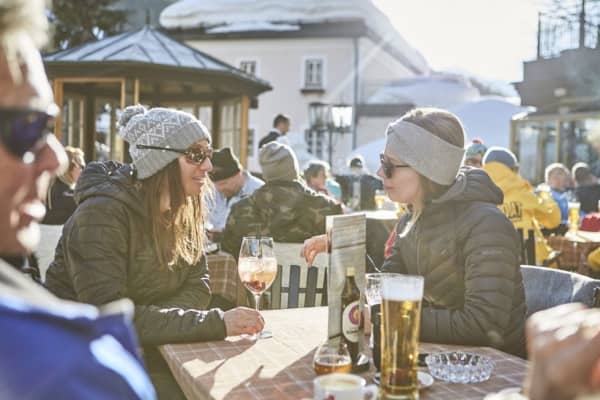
[254,294,261,313]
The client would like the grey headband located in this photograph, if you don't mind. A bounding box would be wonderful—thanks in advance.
[384,120,465,185]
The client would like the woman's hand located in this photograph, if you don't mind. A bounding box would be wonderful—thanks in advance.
[223,307,265,336]
[301,234,327,266]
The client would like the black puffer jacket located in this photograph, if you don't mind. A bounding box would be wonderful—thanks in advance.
[45,161,226,346]
[382,167,527,356]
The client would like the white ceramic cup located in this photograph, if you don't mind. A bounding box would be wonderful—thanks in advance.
[313,373,378,400]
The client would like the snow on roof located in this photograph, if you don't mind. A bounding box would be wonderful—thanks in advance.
[206,21,300,33]
[160,0,429,74]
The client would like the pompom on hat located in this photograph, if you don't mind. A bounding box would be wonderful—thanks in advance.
[118,105,211,179]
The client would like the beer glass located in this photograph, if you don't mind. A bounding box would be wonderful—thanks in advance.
[374,190,387,210]
[313,342,352,375]
[568,201,580,232]
[380,275,424,400]
[238,236,277,339]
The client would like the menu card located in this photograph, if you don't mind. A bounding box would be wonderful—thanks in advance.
[326,214,367,351]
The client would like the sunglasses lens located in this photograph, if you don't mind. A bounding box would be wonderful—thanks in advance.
[1,112,49,157]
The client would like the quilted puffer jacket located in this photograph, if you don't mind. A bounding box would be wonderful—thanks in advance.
[382,167,527,356]
[222,179,343,258]
[45,161,226,346]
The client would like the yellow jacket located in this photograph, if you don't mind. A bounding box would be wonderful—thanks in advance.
[483,162,561,265]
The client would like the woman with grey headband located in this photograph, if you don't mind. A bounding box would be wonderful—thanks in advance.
[302,107,527,356]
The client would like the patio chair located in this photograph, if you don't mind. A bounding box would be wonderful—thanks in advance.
[517,228,536,266]
[268,264,328,309]
[521,265,600,318]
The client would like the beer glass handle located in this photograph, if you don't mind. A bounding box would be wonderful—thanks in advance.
[362,385,378,399]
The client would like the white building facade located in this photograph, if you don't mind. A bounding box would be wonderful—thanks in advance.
[160,0,430,172]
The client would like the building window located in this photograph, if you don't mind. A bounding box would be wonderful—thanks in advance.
[304,58,324,89]
[239,60,257,76]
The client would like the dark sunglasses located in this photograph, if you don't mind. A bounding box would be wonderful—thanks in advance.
[0,108,56,159]
[136,144,213,165]
[380,153,410,178]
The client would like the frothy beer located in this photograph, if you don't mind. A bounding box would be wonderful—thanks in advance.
[380,276,424,400]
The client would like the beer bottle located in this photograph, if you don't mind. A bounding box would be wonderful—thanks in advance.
[341,266,361,363]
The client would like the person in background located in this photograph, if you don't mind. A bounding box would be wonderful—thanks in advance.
[338,155,383,210]
[258,113,290,148]
[42,146,85,225]
[45,105,263,399]
[541,162,572,233]
[0,0,157,398]
[222,142,342,259]
[483,147,561,266]
[207,147,264,242]
[573,162,600,214]
[524,303,600,400]
[303,108,526,356]
[304,160,340,201]
[464,138,487,168]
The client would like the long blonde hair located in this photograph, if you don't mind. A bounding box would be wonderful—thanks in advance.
[141,160,213,268]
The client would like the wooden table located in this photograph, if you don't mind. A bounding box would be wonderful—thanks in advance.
[160,307,527,400]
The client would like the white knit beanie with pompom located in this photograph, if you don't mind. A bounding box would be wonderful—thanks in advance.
[118,105,211,179]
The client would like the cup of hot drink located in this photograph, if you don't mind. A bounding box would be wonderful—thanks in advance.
[313,373,378,400]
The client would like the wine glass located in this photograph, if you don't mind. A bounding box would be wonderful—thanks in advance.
[238,236,278,339]
[313,341,352,376]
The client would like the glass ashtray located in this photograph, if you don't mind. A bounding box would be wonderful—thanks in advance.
[425,351,495,383]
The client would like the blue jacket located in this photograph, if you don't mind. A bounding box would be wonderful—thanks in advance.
[0,261,155,399]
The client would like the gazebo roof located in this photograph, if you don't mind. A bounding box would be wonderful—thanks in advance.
[44,26,271,99]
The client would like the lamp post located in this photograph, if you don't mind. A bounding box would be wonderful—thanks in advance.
[308,102,352,166]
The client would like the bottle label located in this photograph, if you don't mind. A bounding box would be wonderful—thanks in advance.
[342,300,360,343]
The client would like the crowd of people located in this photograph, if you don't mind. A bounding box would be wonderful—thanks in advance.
[2,0,600,399]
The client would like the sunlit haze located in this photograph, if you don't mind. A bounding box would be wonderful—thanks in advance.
[374,0,544,83]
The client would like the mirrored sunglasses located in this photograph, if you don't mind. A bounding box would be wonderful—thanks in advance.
[136,144,213,165]
[0,108,55,159]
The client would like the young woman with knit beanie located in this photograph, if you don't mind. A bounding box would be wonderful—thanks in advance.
[302,107,527,356]
[45,105,263,399]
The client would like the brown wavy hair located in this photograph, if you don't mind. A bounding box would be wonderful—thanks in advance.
[141,160,213,268]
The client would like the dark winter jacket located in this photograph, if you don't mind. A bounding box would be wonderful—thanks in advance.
[576,184,600,213]
[45,161,226,347]
[222,179,343,258]
[381,167,527,356]
[42,179,77,225]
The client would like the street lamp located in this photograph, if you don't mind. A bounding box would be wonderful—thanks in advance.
[307,102,352,166]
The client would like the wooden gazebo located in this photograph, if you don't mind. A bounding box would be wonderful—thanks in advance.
[44,26,271,165]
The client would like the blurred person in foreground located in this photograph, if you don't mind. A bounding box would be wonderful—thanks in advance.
[573,162,600,214]
[44,105,263,399]
[463,138,487,168]
[0,0,156,398]
[482,147,561,266]
[302,108,526,356]
[42,146,85,225]
[206,147,264,242]
[222,141,342,259]
[524,303,600,400]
